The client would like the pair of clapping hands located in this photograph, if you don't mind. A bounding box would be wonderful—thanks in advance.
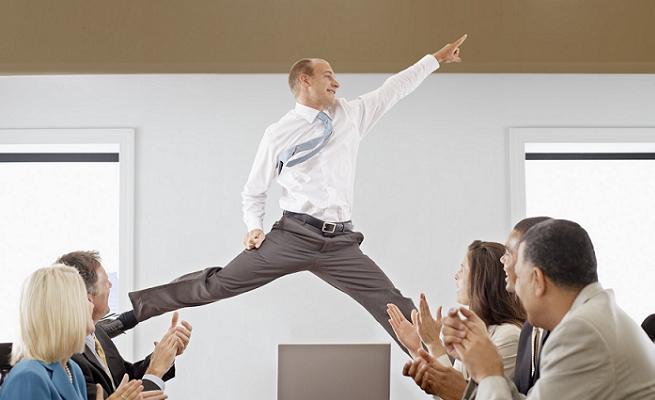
[96,311,193,400]
[387,297,502,398]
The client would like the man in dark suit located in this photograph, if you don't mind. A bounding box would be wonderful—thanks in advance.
[58,250,192,400]
[501,217,551,395]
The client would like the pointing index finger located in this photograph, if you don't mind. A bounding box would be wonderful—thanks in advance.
[453,34,468,48]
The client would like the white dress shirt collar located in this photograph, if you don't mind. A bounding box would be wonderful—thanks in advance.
[294,102,332,123]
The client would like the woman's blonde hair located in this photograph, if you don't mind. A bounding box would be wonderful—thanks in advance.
[12,264,90,364]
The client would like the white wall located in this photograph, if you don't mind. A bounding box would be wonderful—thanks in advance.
[1,70,654,399]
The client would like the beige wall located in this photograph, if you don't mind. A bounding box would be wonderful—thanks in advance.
[1,0,654,74]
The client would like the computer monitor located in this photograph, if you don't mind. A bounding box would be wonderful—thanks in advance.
[278,343,390,400]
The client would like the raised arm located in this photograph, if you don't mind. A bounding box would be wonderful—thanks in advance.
[346,34,467,138]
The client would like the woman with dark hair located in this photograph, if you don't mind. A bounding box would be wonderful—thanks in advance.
[387,240,526,398]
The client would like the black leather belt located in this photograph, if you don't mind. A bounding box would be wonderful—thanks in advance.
[283,211,353,234]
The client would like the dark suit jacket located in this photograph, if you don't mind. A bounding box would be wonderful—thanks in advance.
[72,324,175,400]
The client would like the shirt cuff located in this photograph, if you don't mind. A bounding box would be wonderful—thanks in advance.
[142,374,165,391]
[477,375,511,399]
[244,216,264,232]
[423,54,440,72]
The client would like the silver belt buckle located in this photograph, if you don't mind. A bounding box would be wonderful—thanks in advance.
[322,221,337,233]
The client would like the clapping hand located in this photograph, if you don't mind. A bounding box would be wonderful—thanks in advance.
[386,303,421,358]
[100,375,143,400]
[415,293,445,356]
[168,311,193,356]
[402,349,467,400]
[442,307,503,382]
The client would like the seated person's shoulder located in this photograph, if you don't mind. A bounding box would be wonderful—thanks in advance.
[490,323,522,341]
[1,360,51,396]
[7,359,50,378]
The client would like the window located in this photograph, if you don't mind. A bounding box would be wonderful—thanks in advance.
[510,128,655,324]
[0,129,134,355]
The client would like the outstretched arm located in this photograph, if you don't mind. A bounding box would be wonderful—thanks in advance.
[346,34,468,138]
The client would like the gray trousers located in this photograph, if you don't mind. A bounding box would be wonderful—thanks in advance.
[129,215,416,352]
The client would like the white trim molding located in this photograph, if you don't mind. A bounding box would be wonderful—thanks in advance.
[0,128,136,358]
[508,127,655,227]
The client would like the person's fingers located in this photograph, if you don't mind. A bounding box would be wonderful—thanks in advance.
[453,342,467,360]
[457,306,475,319]
[411,309,420,328]
[95,384,104,400]
[174,333,189,351]
[388,319,400,335]
[443,323,467,339]
[436,305,443,322]
[458,307,486,329]
[453,34,468,48]
[443,313,466,331]
[407,359,420,377]
[386,303,399,319]
[386,304,405,323]
[118,374,129,388]
[174,326,191,341]
[115,379,141,396]
[402,360,412,376]
[170,311,179,329]
[420,373,431,391]
[419,293,431,319]
[166,332,180,348]
[142,391,168,400]
[130,386,144,400]
[414,362,428,384]
[417,348,435,364]
[181,320,192,330]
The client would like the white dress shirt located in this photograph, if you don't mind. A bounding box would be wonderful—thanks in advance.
[241,54,440,231]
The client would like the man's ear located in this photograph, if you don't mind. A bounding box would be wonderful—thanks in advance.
[299,73,311,88]
[532,267,547,297]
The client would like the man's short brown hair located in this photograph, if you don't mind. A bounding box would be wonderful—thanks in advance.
[56,250,102,295]
[288,58,314,96]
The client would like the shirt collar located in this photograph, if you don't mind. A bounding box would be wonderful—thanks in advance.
[294,102,332,123]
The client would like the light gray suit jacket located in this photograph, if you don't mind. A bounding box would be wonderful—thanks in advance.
[474,282,655,400]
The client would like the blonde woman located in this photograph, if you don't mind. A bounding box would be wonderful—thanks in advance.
[0,265,147,400]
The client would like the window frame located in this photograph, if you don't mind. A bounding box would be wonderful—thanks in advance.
[508,127,655,229]
[0,128,135,357]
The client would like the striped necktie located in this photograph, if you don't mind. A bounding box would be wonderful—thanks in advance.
[277,111,333,174]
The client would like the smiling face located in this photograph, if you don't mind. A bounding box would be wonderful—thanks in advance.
[455,255,471,305]
[297,59,340,110]
[514,242,539,324]
[501,230,521,292]
[89,264,112,322]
